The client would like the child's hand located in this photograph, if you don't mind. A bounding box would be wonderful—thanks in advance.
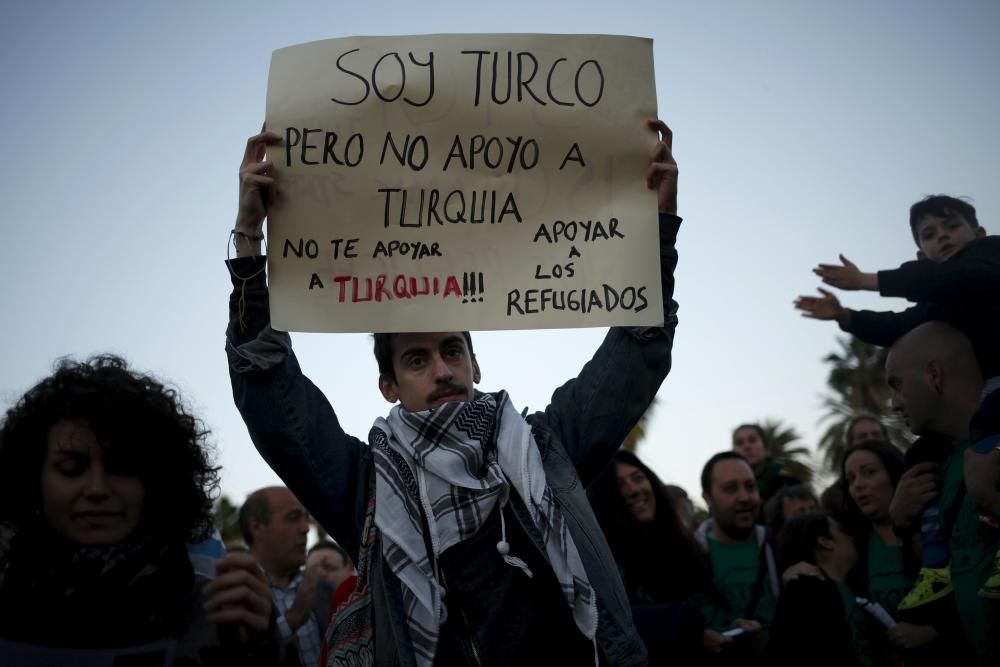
[794,288,848,325]
[813,255,878,291]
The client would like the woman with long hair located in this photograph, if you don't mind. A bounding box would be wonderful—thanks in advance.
[589,449,726,663]
[0,356,282,665]
[841,441,967,664]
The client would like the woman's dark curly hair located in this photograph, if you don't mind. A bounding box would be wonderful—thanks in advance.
[0,355,220,544]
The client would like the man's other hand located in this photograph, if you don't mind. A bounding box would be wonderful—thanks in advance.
[234,129,283,256]
[890,462,939,535]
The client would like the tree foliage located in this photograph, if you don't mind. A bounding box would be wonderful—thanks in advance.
[816,335,909,473]
[623,397,658,452]
[213,494,243,546]
[759,418,815,487]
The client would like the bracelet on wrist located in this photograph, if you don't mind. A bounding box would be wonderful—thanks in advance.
[232,229,265,242]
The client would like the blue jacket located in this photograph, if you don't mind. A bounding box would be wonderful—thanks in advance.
[225,214,682,666]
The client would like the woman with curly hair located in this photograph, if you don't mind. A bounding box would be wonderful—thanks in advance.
[0,355,282,665]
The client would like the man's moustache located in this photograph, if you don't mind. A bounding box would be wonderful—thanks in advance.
[427,384,467,402]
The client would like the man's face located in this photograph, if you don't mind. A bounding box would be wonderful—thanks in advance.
[379,332,480,412]
[885,348,938,435]
[915,213,984,263]
[849,418,884,446]
[306,548,355,588]
[732,427,767,466]
[253,488,310,574]
[703,458,760,542]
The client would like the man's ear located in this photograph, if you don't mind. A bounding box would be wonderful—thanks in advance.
[817,536,835,553]
[916,249,927,261]
[250,518,266,543]
[472,355,481,384]
[976,227,987,239]
[702,491,712,512]
[927,359,945,394]
[379,374,399,403]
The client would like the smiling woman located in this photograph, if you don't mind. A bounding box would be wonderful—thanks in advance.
[0,356,284,665]
[588,450,715,663]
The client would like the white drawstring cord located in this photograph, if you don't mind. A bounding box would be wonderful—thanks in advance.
[496,505,533,578]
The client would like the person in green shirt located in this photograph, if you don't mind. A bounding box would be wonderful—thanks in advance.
[887,322,1000,665]
[694,452,779,658]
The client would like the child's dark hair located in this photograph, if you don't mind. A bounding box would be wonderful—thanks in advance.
[909,195,979,244]
[777,511,835,572]
[0,355,220,544]
[372,332,474,380]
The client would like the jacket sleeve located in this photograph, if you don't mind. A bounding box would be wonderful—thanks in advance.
[877,237,1000,303]
[535,213,680,486]
[841,303,932,347]
[225,256,369,560]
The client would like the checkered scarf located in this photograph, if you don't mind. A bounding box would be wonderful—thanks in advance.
[371,390,597,667]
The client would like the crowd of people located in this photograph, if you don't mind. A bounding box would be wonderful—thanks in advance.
[0,117,998,667]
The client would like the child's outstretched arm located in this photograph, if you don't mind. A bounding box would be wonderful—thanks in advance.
[793,288,851,327]
[813,254,879,291]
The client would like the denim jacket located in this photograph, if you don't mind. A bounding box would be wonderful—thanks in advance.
[226,214,682,666]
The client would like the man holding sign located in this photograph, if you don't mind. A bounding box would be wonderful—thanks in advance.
[226,34,680,667]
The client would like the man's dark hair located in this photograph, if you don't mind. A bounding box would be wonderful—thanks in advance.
[372,331,475,380]
[239,488,273,547]
[701,451,751,495]
[844,413,890,448]
[0,355,220,544]
[909,195,979,244]
[731,423,770,449]
[309,539,350,566]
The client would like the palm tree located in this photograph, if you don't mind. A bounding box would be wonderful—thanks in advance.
[816,335,909,472]
[759,418,814,487]
[213,494,243,546]
[622,397,658,452]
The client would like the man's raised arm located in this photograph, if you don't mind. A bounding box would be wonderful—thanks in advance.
[225,130,369,560]
[538,118,681,485]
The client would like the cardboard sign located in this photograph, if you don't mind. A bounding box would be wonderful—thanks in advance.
[265,34,662,332]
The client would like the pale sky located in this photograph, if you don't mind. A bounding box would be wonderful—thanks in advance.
[2,0,998,511]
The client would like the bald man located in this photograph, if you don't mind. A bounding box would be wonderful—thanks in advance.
[240,487,322,667]
[887,322,998,664]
